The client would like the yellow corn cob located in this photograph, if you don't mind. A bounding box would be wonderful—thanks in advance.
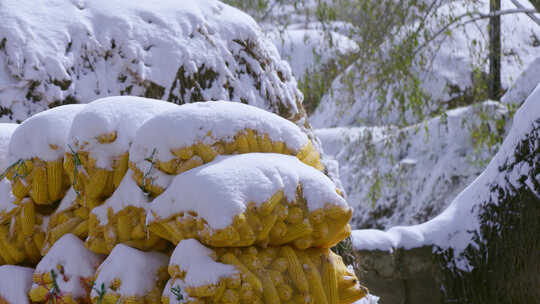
[34,231,45,252]
[296,141,313,160]
[21,199,35,236]
[86,237,109,255]
[223,140,238,154]
[299,252,328,304]
[271,257,288,273]
[131,223,146,239]
[162,221,184,244]
[240,282,255,302]
[277,219,312,245]
[258,190,284,216]
[258,134,273,153]
[29,285,49,302]
[11,178,30,198]
[50,217,82,244]
[157,159,179,174]
[74,207,90,220]
[194,143,217,163]
[113,153,129,188]
[271,141,285,154]
[339,276,358,290]
[281,246,309,292]
[31,162,49,204]
[117,213,132,242]
[96,131,117,143]
[246,129,260,152]
[236,134,249,153]
[47,159,65,202]
[178,156,204,174]
[322,253,339,304]
[261,271,281,304]
[148,223,171,241]
[257,213,277,242]
[269,221,287,241]
[171,146,194,160]
[24,237,41,263]
[286,207,304,224]
[301,149,322,168]
[86,168,109,199]
[276,284,293,302]
[220,289,240,304]
[0,230,25,263]
[74,220,89,238]
[102,293,120,304]
[226,273,242,289]
[339,285,368,304]
[221,253,263,293]
[186,284,219,298]
[64,153,75,183]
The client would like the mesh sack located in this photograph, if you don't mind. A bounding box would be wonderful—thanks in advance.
[90,244,169,304]
[129,101,322,197]
[29,234,104,304]
[147,154,351,249]
[164,239,368,304]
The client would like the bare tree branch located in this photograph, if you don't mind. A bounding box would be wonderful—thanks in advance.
[510,0,540,26]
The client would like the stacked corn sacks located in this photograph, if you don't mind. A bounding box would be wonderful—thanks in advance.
[29,234,104,304]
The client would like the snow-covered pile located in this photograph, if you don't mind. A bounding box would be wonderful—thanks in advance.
[0,124,17,172]
[317,101,509,229]
[310,0,540,127]
[0,265,33,304]
[502,56,540,106]
[0,0,303,125]
[31,234,103,302]
[351,84,540,269]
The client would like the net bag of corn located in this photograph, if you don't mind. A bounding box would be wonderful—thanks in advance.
[87,171,167,254]
[6,105,85,205]
[29,234,104,304]
[129,101,323,197]
[165,239,368,304]
[65,96,178,208]
[0,180,46,265]
[91,244,169,304]
[0,265,33,304]
[41,188,90,255]
[147,153,351,249]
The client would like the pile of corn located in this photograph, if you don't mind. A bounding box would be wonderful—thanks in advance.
[0,97,368,304]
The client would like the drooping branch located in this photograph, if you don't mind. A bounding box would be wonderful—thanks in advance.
[510,0,540,25]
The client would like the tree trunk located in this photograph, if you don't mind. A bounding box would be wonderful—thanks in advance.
[489,0,502,100]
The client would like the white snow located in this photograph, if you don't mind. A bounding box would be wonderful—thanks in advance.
[170,239,237,287]
[0,265,33,304]
[0,123,18,172]
[91,244,168,297]
[354,294,380,304]
[316,101,508,229]
[502,56,540,106]
[33,234,104,300]
[7,104,84,162]
[55,187,79,214]
[147,153,347,229]
[92,170,149,224]
[351,84,540,270]
[0,179,17,218]
[267,29,358,79]
[0,0,302,123]
[68,96,178,168]
[130,100,308,165]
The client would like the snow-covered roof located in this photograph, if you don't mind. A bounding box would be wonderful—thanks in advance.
[148,153,347,229]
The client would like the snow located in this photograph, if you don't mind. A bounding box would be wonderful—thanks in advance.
[316,101,508,229]
[0,265,33,304]
[170,239,237,287]
[92,170,149,224]
[91,244,168,297]
[0,0,302,124]
[147,153,347,229]
[354,294,380,304]
[0,123,17,172]
[7,104,84,162]
[351,84,540,270]
[310,0,540,128]
[55,187,79,214]
[68,96,178,168]
[267,29,358,79]
[501,56,540,106]
[130,100,308,165]
[0,179,17,217]
[33,234,104,300]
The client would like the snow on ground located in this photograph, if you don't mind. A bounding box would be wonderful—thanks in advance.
[351,84,540,269]
[7,104,84,162]
[0,0,302,124]
[267,28,358,79]
[148,153,347,229]
[0,265,33,304]
[33,234,104,300]
[316,101,509,229]
[310,0,540,127]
